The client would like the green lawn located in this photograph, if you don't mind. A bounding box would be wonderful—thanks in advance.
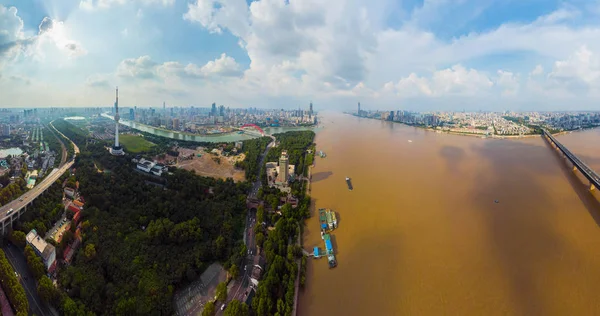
[119,134,156,153]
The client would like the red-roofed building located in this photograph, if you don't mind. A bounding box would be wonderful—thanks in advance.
[68,204,80,214]
[73,211,82,225]
[73,199,84,208]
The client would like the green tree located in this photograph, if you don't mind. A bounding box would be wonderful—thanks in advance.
[37,275,57,303]
[256,205,265,224]
[224,299,249,316]
[9,230,26,248]
[202,301,216,316]
[25,245,46,280]
[229,264,239,280]
[255,232,265,248]
[0,250,29,315]
[216,282,228,302]
[83,243,96,260]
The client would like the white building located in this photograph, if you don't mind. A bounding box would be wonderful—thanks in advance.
[26,229,56,271]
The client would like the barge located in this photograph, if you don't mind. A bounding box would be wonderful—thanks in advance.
[346,177,353,191]
[319,208,328,231]
[319,208,337,231]
[323,233,337,268]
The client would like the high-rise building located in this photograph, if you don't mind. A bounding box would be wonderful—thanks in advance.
[172,118,180,130]
[277,151,289,183]
[309,102,313,117]
[110,87,125,156]
[129,108,135,121]
[0,124,10,136]
[211,103,217,116]
[389,111,394,121]
[358,102,361,116]
[219,105,225,117]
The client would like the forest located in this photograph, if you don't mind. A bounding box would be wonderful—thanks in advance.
[266,131,315,176]
[55,142,250,315]
[0,250,28,316]
[52,119,88,150]
[249,131,315,316]
[236,137,271,182]
[43,125,64,168]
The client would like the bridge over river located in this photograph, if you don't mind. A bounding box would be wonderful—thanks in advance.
[543,129,600,191]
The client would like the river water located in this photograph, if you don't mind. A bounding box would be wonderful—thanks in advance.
[299,112,600,315]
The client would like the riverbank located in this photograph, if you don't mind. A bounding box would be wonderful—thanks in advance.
[351,113,598,139]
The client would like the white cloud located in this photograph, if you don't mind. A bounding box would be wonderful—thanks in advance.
[118,53,242,81]
[0,5,31,68]
[496,70,519,96]
[117,55,158,79]
[199,53,242,77]
[6,1,600,109]
[383,65,494,98]
[530,65,544,76]
[86,73,111,87]
[35,17,87,58]
[548,46,600,85]
[79,0,174,11]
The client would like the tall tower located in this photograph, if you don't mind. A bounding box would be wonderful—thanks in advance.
[358,102,361,116]
[277,151,289,184]
[110,87,125,155]
[309,101,313,118]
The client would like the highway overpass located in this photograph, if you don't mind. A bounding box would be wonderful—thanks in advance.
[543,129,600,191]
[0,122,80,235]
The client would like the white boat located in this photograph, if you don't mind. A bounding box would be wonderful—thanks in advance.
[408,140,413,143]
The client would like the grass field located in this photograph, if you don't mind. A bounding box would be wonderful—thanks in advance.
[119,134,156,153]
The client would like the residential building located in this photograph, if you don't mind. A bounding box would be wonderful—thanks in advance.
[26,229,56,272]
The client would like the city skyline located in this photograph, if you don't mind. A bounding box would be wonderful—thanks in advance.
[2,1,600,110]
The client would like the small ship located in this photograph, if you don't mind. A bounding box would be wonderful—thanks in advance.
[346,177,353,191]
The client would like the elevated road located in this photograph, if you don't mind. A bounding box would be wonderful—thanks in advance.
[543,129,600,190]
[0,121,80,235]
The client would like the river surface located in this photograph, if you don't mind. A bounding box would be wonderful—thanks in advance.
[299,112,600,315]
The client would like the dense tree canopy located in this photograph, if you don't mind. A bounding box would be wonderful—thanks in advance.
[236,137,271,182]
[266,131,315,176]
[57,143,249,315]
[0,249,29,316]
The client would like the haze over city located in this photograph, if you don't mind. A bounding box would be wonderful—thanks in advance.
[2,0,600,110]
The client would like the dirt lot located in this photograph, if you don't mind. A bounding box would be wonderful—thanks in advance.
[177,150,246,182]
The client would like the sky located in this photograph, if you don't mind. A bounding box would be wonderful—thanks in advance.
[1,0,600,111]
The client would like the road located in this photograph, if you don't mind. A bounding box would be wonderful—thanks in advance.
[0,122,79,222]
[3,244,54,316]
[217,136,275,314]
[44,123,67,167]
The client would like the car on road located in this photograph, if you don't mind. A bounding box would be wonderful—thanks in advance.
[221,304,226,311]
[19,198,23,202]
[7,208,13,215]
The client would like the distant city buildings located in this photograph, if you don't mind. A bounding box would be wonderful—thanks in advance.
[117,101,317,135]
[354,108,600,136]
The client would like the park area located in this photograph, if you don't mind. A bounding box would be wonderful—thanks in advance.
[177,147,246,182]
[119,134,156,153]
